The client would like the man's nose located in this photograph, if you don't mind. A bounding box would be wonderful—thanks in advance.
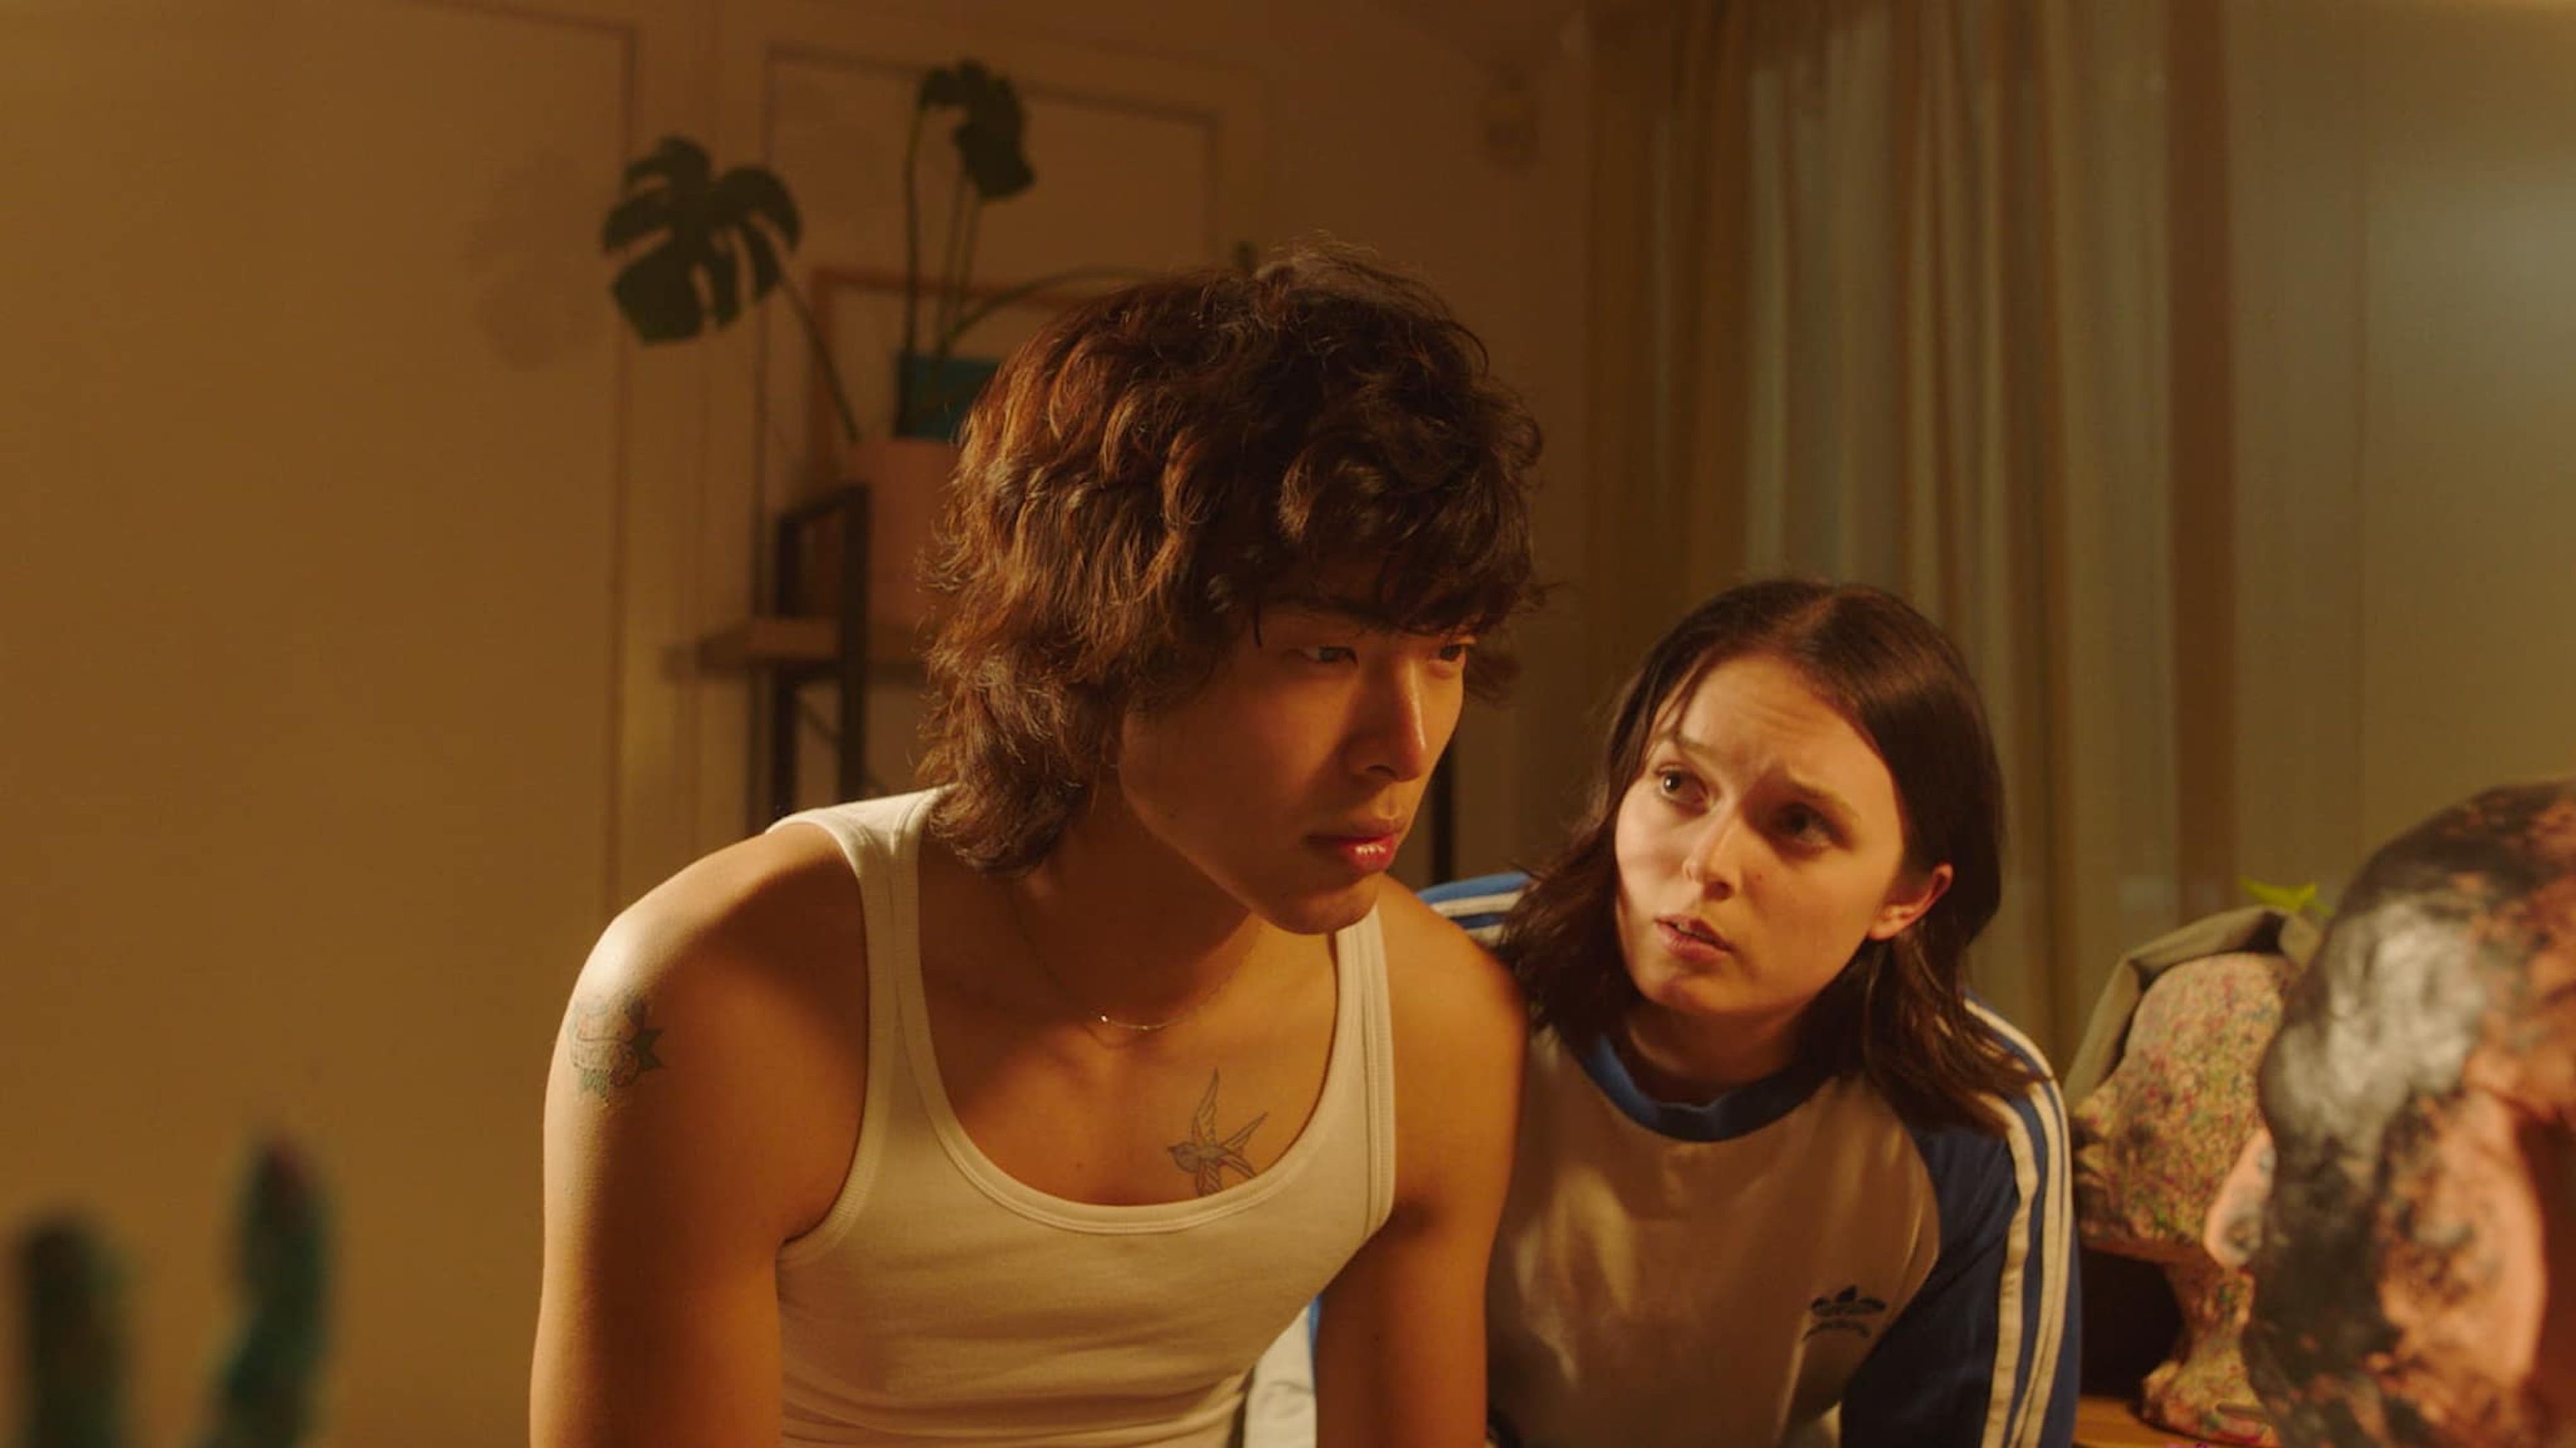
[1350,663,1437,782]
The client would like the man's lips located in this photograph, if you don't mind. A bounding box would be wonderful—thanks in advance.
[1315,825,1405,873]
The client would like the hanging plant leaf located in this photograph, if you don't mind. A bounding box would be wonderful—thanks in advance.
[708,166,801,249]
[700,241,742,330]
[919,60,1034,201]
[917,64,966,111]
[712,168,796,295]
[596,135,858,443]
[602,134,804,344]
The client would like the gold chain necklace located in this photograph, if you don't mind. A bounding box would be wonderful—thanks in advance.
[1002,882,1250,1034]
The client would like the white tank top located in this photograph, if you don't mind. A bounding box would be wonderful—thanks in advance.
[770,791,1397,1446]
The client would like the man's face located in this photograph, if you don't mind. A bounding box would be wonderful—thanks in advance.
[1112,603,1474,935]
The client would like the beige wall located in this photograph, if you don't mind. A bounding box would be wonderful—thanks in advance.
[0,1,1589,1442]
[0,5,684,1443]
[2353,1,2576,846]
[2227,0,2576,900]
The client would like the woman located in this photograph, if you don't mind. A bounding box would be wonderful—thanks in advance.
[1428,579,2078,1448]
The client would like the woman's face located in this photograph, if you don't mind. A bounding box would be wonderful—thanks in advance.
[1611,653,1949,1075]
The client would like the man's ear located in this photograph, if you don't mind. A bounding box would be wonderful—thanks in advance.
[1865,862,1953,942]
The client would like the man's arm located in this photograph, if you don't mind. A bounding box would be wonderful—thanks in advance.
[531,835,865,1447]
[1313,889,1525,1447]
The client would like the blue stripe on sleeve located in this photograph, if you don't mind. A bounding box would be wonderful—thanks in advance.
[1419,872,1527,944]
[1972,1003,2079,1448]
[1840,1006,2077,1448]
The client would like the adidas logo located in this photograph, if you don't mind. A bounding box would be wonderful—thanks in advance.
[1802,1284,1889,1341]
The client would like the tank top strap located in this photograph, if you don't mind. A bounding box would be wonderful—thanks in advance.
[768,789,938,1245]
[1332,905,1399,1237]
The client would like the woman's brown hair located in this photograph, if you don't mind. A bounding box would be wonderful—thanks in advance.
[1501,577,2039,1132]
[918,241,1542,873]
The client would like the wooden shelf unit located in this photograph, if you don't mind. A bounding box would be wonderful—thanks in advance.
[690,484,895,832]
[695,616,924,675]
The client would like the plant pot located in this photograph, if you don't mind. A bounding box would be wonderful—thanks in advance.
[796,436,960,643]
[896,351,1002,441]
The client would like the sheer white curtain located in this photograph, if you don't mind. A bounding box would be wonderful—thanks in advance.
[1585,0,2183,1057]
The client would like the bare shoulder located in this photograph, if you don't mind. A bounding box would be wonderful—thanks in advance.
[534,826,878,1443]
[533,826,874,1443]
[592,823,866,991]
[1305,885,1525,1441]
[1371,886,1527,1221]
[547,824,871,1241]
[572,826,868,1084]
[1375,883,1526,1042]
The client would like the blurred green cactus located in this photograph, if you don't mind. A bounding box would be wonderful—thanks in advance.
[17,1142,327,1448]
[18,1220,123,1448]
[197,1146,327,1448]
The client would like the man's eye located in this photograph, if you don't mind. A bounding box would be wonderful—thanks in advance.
[1434,639,1475,665]
[1298,645,1356,665]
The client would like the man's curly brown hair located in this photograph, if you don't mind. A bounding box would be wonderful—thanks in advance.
[917,241,1543,874]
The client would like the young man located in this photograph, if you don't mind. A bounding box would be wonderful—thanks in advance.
[533,245,1543,1447]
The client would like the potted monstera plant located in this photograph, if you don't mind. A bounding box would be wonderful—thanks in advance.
[896,59,1030,440]
[895,59,1152,439]
[601,70,1146,634]
[604,134,942,634]
[603,65,1141,443]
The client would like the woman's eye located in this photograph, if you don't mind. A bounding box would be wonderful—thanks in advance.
[1654,768,1698,801]
[1778,805,1835,844]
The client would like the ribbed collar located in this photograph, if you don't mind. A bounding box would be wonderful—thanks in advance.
[1572,1027,1831,1142]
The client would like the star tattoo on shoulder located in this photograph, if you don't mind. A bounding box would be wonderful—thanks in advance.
[568,991,665,1100]
[1167,1070,1266,1196]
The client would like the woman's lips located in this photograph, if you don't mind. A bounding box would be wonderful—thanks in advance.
[1654,915,1732,963]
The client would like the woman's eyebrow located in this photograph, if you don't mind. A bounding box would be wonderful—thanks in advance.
[1778,772,1862,826]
